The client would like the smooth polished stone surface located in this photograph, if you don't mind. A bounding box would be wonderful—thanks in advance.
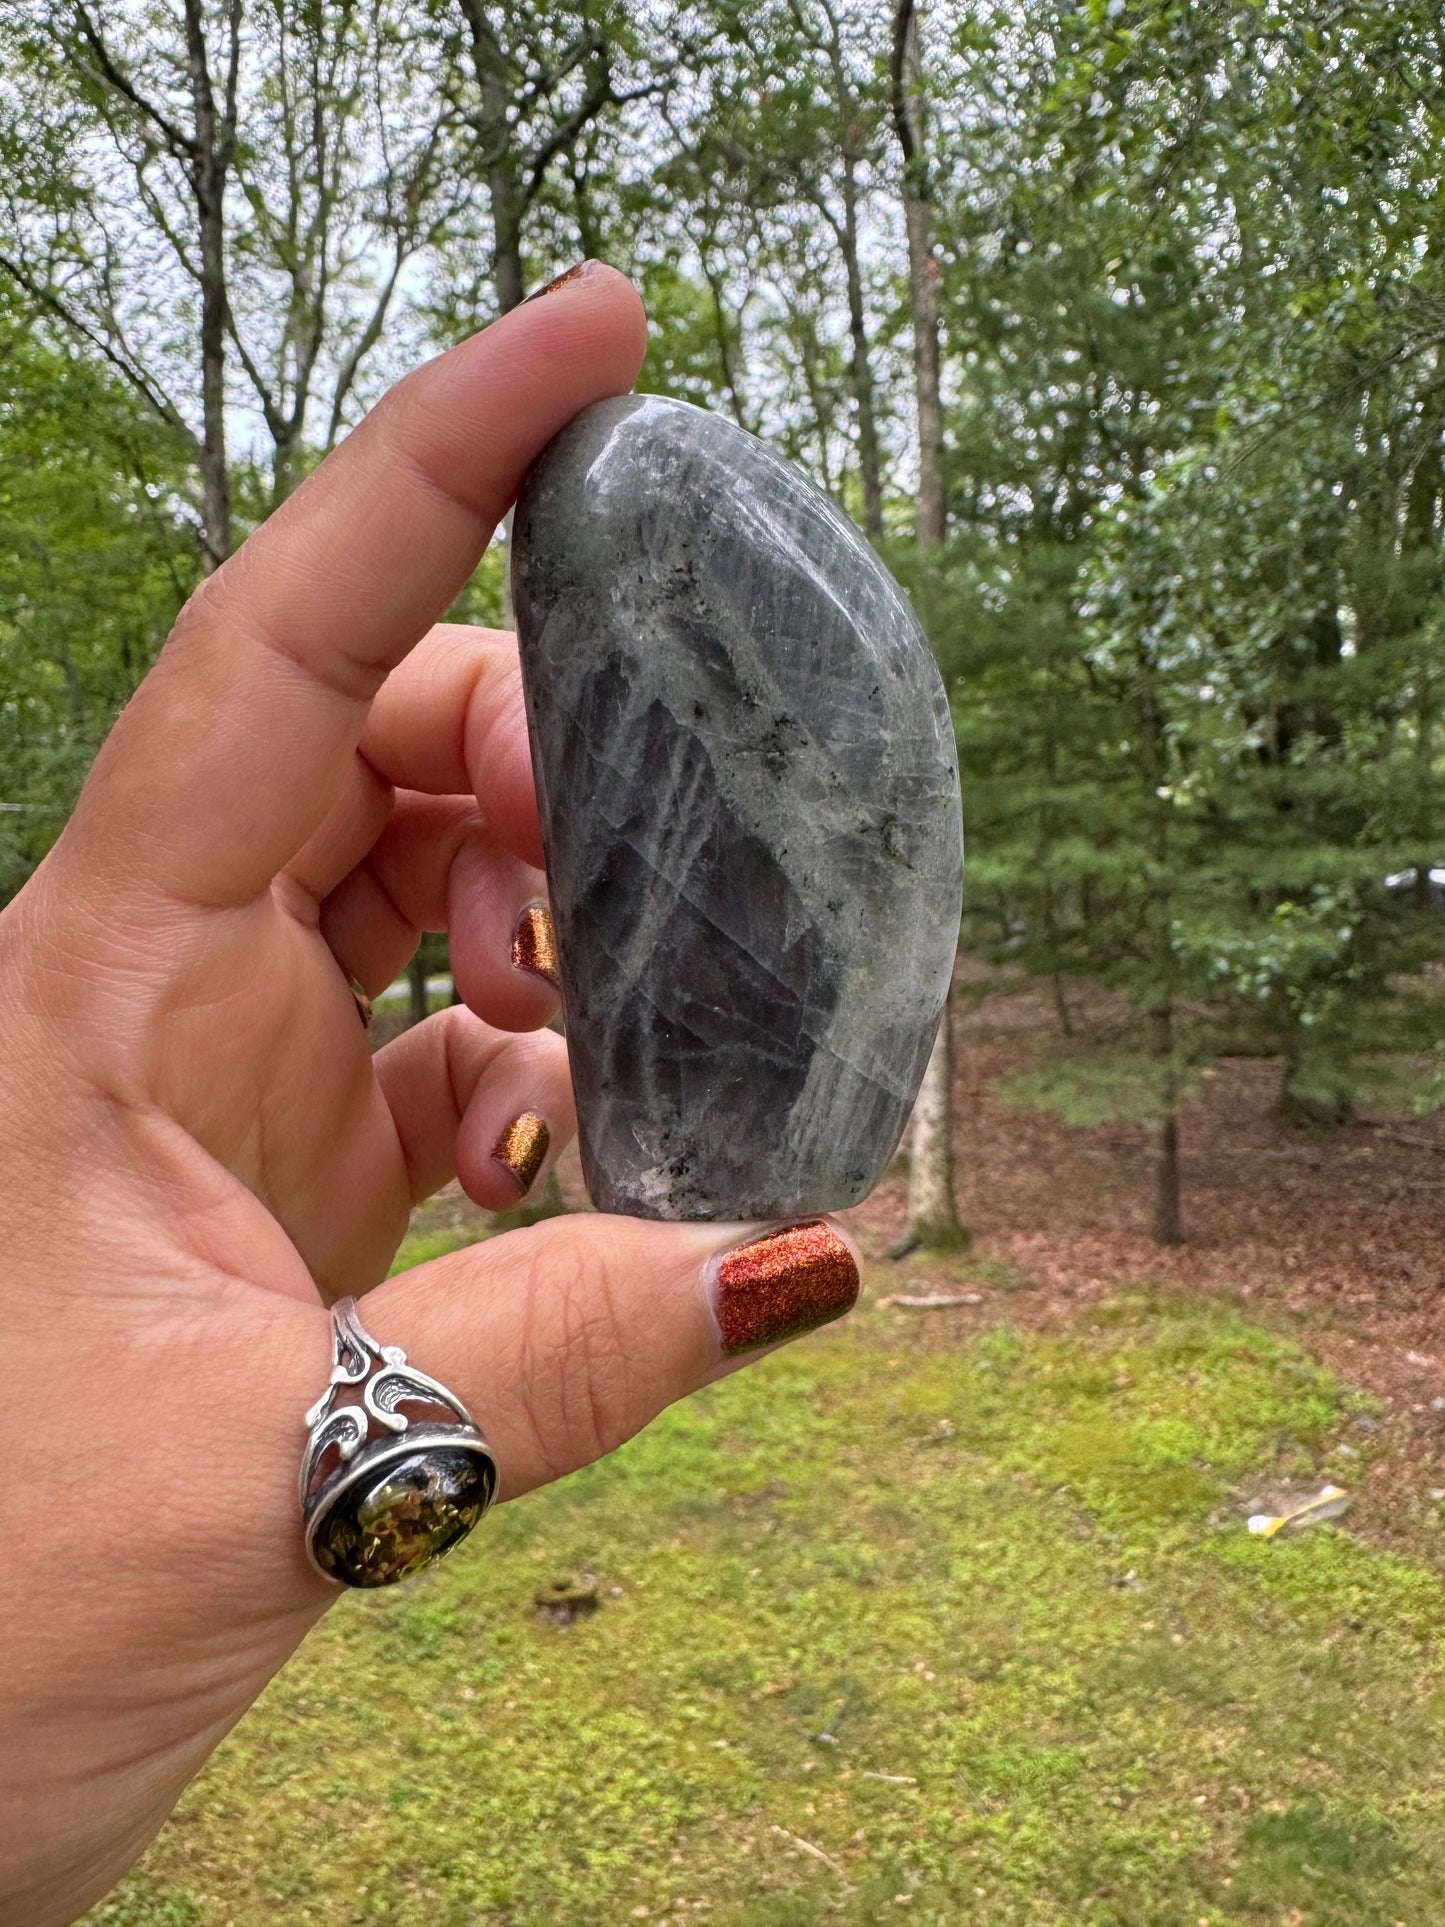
[512,394,963,1221]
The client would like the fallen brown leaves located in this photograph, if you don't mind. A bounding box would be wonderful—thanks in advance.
[841,979,1445,1551]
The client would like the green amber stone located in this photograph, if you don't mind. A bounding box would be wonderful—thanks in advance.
[314,1447,493,1588]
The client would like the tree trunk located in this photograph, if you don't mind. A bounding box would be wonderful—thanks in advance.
[1051,971,1074,1037]
[892,0,944,549]
[1041,870,1073,1034]
[1278,1019,1353,1128]
[890,0,963,1255]
[497,504,516,627]
[271,425,305,510]
[407,952,429,1028]
[455,0,609,631]
[490,169,526,315]
[816,0,884,541]
[701,247,750,430]
[892,1005,968,1256]
[1150,1002,1183,1244]
[1153,1109,1183,1246]
[1413,681,1436,909]
[903,189,944,546]
[840,161,884,541]
[184,0,233,567]
[454,0,528,316]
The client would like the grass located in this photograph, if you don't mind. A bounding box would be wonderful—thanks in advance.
[385,1223,486,1272]
[88,1270,1445,1927]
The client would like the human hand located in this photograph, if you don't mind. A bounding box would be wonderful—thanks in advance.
[0,264,860,1926]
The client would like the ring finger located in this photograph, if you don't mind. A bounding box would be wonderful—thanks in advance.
[373,1004,576,1213]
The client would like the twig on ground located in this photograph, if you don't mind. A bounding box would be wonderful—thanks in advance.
[769,1825,854,1886]
[1358,1125,1445,1153]
[877,1291,984,1309]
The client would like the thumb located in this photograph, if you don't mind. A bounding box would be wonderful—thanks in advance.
[363,1211,862,1505]
[2,1213,859,1920]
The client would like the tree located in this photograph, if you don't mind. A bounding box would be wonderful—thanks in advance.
[437,0,665,317]
[890,0,966,1255]
[937,0,1445,1240]
[421,0,670,632]
[5,0,1442,1238]
[0,314,199,900]
[0,0,454,560]
[683,0,893,534]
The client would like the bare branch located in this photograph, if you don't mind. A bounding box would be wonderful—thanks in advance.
[324,245,407,447]
[218,0,243,169]
[890,0,919,171]
[71,2,196,161]
[131,153,203,283]
[523,72,617,202]
[222,309,284,438]
[0,245,198,458]
[513,23,603,117]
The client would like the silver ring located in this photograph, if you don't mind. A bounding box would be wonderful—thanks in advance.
[301,1297,497,1588]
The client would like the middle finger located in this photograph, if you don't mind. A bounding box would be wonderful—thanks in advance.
[319,791,560,1032]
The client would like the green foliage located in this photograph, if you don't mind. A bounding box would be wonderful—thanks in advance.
[937,0,1445,1147]
[0,322,197,898]
[2,0,1442,1170]
[1406,1040,1445,1120]
[991,1051,1202,1129]
[85,1290,1445,1927]
[387,1224,489,1274]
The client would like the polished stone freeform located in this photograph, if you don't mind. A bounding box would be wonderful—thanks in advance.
[512,394,964,1221]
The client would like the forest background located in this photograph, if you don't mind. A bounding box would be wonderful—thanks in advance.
[1,0,1443,1248]
[10,9,1445,1924]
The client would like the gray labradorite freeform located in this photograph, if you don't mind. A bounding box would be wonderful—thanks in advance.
[512,394,963,1221]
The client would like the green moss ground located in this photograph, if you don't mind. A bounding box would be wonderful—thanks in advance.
[90,1254,1445,1927]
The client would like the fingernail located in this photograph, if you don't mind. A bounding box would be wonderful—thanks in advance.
[511,903,559,988]
[492,1112,551,1194]
[708,1220,860,1357]
[521,261,592,304]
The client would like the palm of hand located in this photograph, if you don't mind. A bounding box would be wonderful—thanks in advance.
[0,270,860,1927]
[153,887,414,1301]
[0,613,564,1920]
[1,273,645,1924]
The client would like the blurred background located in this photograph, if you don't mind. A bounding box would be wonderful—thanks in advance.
[4,3,1445,1923]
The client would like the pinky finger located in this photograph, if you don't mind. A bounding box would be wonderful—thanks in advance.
[373,1005,576,1212]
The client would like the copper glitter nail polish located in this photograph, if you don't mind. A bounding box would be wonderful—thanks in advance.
[492,1112,550,1194]
[709,1220,860,1357]
[511,903,559,988]
[520,262,590,303]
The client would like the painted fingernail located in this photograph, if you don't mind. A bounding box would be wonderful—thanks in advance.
[521,261,592,304]
[511,903,559,988]
[709,1220,860,1357]
[492,1112,551,1195]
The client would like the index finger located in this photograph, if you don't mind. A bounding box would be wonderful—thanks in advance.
[69,263,645,909]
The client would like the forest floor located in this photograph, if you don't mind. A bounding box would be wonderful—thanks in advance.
[89,977,1445,1927]
[871,971,1445,1559]
[396,967,1445,1555]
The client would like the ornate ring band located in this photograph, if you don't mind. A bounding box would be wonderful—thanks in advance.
[301,1297,497,1588]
